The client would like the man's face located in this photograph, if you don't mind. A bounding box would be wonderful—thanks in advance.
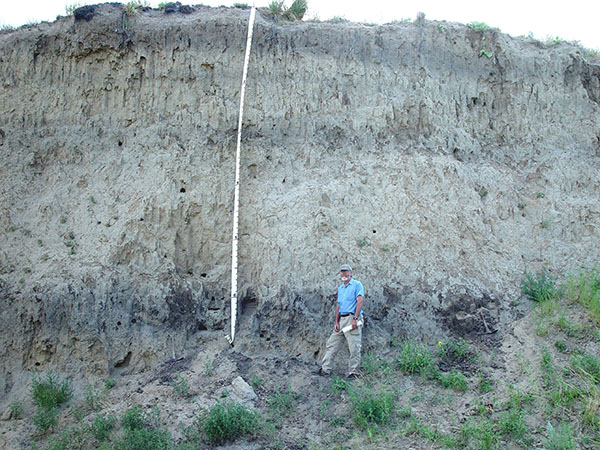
[340,270,351,282]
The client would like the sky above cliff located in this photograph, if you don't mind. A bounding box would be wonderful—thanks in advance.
[2,0,600,50]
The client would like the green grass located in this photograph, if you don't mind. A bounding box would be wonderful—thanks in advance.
[542,422,576,450]
[521,269,558,303]
[171,372,190,398]
[65,3,81,16]
[467,21,494,32]
[104,376,116,390]
[251,374,262,389]
[90,413,116,442]
[116,405,172,450]
[565,268,600,322]
[9,400,23,419]
[438,370,468,391]
[268,0,285,15]
[496,408,529,440]
[46,424,95,450]
[460,418,499,449]
[33,407,60,434]
[571,353,600,384]
[32,373,73,410]
[268,387,299,419]
[350,387,395,429]
[287,0,307,20]
[84,383,105,411]
[199,401,260,443]
[330,375,350,392]
[395,340,435,374]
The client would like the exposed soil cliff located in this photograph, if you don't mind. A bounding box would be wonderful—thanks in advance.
[0,2,599,407]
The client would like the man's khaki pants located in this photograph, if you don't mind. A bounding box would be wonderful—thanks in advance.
[321,315,362,375]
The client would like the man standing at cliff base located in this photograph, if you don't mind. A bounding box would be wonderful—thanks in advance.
[313,264,364,379]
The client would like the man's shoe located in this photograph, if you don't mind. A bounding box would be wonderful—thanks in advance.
[312,368,330,376]
[347,373,358,380]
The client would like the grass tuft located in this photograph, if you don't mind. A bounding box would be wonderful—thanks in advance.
[200,401,260,443]
[521,269,558,303]
[395,340,435,374]
[32,373,73,411]
[350,387,395,429]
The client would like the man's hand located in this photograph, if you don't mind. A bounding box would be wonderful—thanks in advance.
[351,319,358,330]
[334,321,340,332]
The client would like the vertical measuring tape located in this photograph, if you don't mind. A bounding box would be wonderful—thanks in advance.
[227,6,256,346]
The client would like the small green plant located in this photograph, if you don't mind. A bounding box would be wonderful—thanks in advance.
[60,216,67,224]
[204,356,215,376]
[172,372,190,398]
[521,269,558,303]
[362,352,385,375]
[251,374,262,390]
[518,202,525,209]
[395,340,434,374]
[468,21,493,32]
[536,192,545,198]
[287,0,307,20]
[565,268,600,322]
[233,2,249,7]
[350,387,395,429]
[583,47,600,63]
[478,187,489,198]
[571,353,600,384]
[37,239,43,246]
[84,383,105,411]
[121,405,146,431]
[540,219,550,229]
[157,1,167,8]
[104,375,116,389]
[545,35,564,45]
[460,418,500,449]
[32,373,73,410]
[65,3,82,15]
[356,237,368,247]
[33,407,59,433]
[23,267,31,274]
[497,408,529,440]
[125,0,148,16]
[91,413,116,442]
[542,422,576,450]
[477,373,494,393]
[18,278,25,285]
[554,339,568,353]
[199,401,260,443]
[438,370,468,391]
[46,424,95,450]
[330,375,350,392]
[269,387,299,418]
[9,400,23,419]
[479,48,493,58]
[268,0,285,15]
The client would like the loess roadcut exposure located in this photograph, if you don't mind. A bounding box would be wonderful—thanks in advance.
[0,1,599,413]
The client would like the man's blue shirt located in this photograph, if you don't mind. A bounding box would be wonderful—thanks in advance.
[337,279,364,315]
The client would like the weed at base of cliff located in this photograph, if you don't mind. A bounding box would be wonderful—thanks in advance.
[198,401,260,444]
[32,373,73,411]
